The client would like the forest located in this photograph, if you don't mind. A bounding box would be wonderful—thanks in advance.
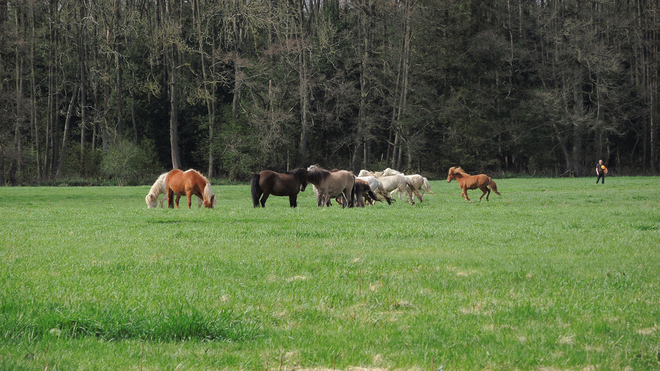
[0,0,658,185]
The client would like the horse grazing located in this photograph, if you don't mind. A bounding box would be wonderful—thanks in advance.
[447,166,501,202]
[146,172,203,209]
[251,168,308,207]
[358,169,420,205]
[307,165,354,208]
[166,169,217,209]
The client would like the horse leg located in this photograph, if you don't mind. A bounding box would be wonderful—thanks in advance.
[403,186,415,205]
[478,186,490,202]
[289,194,297,207]
[462,188,472,203]
[413,187,423,202]
[167,189,174,208]
[159,194,166,208]
[187,193,193,209]
[260,192,270,207]
[175,195,181,209]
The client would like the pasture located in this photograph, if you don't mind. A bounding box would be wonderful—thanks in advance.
[0,177,659,370]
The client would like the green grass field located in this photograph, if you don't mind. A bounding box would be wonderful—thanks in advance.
[1,177,659,370]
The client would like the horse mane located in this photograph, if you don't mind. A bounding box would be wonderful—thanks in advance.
[450,167,468,175]
[287,167,308,179]
[306,165,330,183]
[184,169,210,184]
[148,172,168,197]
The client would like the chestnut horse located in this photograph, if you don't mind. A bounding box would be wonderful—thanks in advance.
[446,167,501,202]
[251,168,308,207]
[166,169,217,209]
[146,172,202,209]
[307,165,354,208]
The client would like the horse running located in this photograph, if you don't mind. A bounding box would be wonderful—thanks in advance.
[251,168,308,207]
[358,169,420,205]
[356,175,393,205]
[166,169,217,209]
[381,168,434,202]
[146,172,202,209]
[446,166,501,202]
[307,165,355,208]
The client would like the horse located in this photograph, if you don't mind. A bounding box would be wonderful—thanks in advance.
[329,178,378,207]
[166,169,217,209]
[251,168,308,207]
[381,168,434,201]
[358,170,420,205]
[356,175,392,205]
[354,178,378,206]
[446,166,501,202]
[146,172,203,209]
[307,165,355,208]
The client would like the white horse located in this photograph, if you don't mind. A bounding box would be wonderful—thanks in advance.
[145,172,203,209]
[381,168,434,201]
[356,175,393,205]
[358,170,420,205]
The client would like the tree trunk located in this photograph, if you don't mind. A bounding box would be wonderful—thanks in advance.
[194,0,215,177]
[572,81,584,175]
[79,4,87,175]
[30,2,40,180]
[10,6,23,184]
[56,87,79,179]
[168,48,181,169]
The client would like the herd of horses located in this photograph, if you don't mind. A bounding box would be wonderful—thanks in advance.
[145,166,501,209]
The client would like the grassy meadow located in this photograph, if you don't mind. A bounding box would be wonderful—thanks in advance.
[0,176,659,370]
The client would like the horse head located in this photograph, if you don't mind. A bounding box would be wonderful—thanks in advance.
[357,169,373,177]
[145,193,157,208]
[203,195,216,208]
[292,168,309,192]
[447,167,457,182]
[447,167,467,182]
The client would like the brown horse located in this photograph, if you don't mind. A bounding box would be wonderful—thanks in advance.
[332,178,377,207]
[166,169,217,209]
[447,167,501,202]
[251,168,308,207]
[307,165,355,208]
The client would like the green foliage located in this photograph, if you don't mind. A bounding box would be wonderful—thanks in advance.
[0,178,659,369]
[100,138,161,185]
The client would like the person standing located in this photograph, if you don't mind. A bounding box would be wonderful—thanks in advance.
[596,159,607,184]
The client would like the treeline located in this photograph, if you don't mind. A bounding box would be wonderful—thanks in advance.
[0,0,658,185]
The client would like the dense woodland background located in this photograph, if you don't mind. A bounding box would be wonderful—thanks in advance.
[0,0,658,185]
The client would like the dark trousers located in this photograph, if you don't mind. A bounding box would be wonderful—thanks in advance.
[596,173,605,184]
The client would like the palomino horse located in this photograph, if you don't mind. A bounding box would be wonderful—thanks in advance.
[146,172,202,209]
[251,168,308,207]
[307,165,355,208]
[358,170,420,205]
[166,169,217,209]
[447,166,501,202]
[381,168,434,201]
[356,175,393,205]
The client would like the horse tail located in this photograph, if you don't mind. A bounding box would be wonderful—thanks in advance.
[376,184,393,205]
[423,177,435,194]
[406,179,422,202]
[489,178,501,196]
[367,189,379,203]
[251,173,262,207]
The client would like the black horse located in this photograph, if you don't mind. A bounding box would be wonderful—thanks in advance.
[251,168,308,207]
